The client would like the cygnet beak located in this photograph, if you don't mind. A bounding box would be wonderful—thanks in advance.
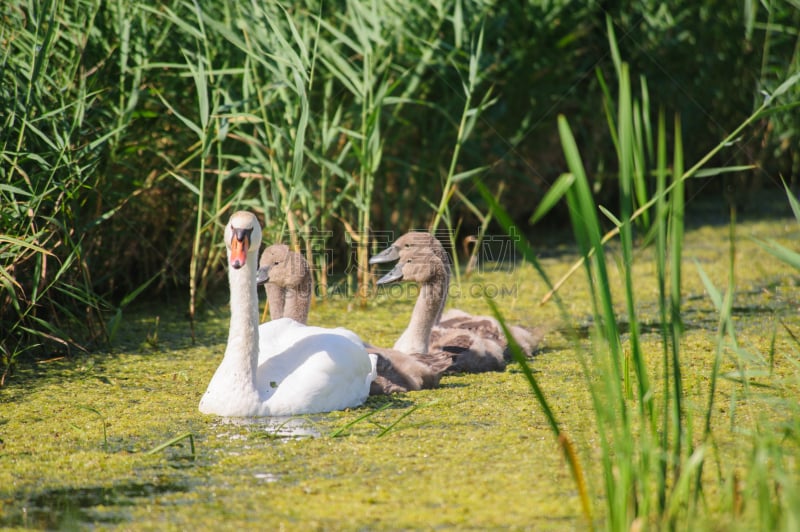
[369,245,400,264]
[376,262,405,285]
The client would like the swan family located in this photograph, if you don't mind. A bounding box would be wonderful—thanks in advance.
[199,211,544,417]
[255,243,451,395]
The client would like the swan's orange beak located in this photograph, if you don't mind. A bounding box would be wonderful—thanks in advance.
[229,230,251,269]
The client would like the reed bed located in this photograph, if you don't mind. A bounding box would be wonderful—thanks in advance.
[485,19,800,530]
[2,5,800,528]
[2,1,797,374]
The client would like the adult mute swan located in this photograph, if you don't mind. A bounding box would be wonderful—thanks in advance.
[198,211,376,417]
[257,245,450,394]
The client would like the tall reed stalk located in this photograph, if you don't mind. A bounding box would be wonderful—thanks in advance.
[483,18,800,528]
[0,0,145,375]
[428,26,496,291]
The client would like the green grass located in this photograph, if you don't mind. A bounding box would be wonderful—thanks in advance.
[483,18,800,529]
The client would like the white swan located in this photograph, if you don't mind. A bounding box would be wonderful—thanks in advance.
[258,244,450,394]
[198,211,377,417]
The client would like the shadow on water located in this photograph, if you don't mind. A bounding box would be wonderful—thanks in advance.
[1,480,191,529]
[557,284,797,340]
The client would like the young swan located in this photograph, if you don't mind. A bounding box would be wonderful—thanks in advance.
[370,232,450,326]
[434,309,546,369]
[256,243,289,321]
[257,245,450,394]
[256,244,312,324]
[198,211,376,417]
[376,248,507,374]
[373,233,545,366]
[380,248,508,372]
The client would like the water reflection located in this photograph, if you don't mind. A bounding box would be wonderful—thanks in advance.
[1,480,190,529]
[213,415,322,439]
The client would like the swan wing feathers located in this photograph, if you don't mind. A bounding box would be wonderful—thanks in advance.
[438,312,546,358]
[440,308,471,321]
[430,327,506,373]
[413,350,454,375]
[504,325,546,359]
[366,346,453,395]
[438,315,504,342]
[256,333,375,416]
[258,318,366,364]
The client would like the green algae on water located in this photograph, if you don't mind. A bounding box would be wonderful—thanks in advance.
[1,210,800,530]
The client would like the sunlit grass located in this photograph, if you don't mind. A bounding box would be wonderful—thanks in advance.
[484,18,800,530]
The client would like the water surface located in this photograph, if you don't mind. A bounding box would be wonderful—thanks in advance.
[2,205,799,530]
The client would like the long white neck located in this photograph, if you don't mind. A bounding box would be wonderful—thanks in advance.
[221,259,260,393]
[199,253,263,416]
[393,279,444,354]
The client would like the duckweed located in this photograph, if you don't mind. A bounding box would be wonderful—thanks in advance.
[1,210,799,530]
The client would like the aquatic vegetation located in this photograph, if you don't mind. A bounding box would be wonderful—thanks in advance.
[2,3,798,529]
[480,22,800,527]
[1,206,799,529]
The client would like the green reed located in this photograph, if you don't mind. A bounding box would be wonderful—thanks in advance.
[146,432,196,460]
[0,0,141,375]
[428,25,496,290]
[2,1,797,386]
[143,0,492,306]
[483,18,800,528]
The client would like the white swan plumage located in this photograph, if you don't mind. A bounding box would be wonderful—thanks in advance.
[199,211,376,417]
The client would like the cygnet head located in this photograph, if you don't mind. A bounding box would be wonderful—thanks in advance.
[225,211,262,269]
[369,232,446,265]
[256,244,309,289]
[376,249,446,285]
